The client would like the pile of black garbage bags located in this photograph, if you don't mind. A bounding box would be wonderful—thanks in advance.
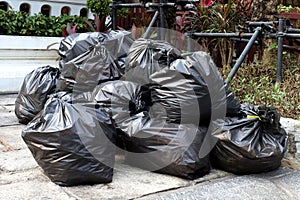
[15,30,288,186]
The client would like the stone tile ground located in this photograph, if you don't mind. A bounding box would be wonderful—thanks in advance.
[0,94,299,200]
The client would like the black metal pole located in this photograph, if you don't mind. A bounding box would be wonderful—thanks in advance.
[112,0,117,30]
[276,18,284,83]
[225,27,261,84]
[143,11,159,39]
[112,3,143,8]
[247,21,276,26]
[192,32,254,38]
[268,33,300,39]
[287,27,300,33]
[192,32,300,39]
[230,38,259,44]
[159,0,165,40]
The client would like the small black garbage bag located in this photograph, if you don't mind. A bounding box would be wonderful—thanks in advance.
[124,38,182,84]
[91,80,150,148]
[58,32,108,64]
[57,30,134,92]
[210,104,288,174]
[22,92,116,186]
[91,80,211,179]
[15,65,60,124]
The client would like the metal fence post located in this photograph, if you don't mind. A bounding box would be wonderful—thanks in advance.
[112,0,117,30]
[225,27,262,84]
[276,18,284,83]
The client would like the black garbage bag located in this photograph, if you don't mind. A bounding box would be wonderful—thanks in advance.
[224,83,241,117]
[22,92,116,186]
[57,30,134,92]
[57,43,123,92]
[210,104,288,174]
[122,119,211,179]
[58,32,108,64]
[91,80,211,179]
[15,65,60,124]
[125,39,238,124]
[91,80,150,148]
[148,51,238,125]
[124,38,182,84]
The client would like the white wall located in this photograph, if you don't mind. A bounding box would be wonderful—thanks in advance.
[0,35,63,93]
[3,0,93,18]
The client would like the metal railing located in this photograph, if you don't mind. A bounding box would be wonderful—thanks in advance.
[187,19,300,84]
[109,1,300,84]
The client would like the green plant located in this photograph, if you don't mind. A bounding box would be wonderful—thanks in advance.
[277,4,300,13]
[221,55,300,119]
[184,0,252,67]
[86,0,128,32]
[0,9,26,35]
[0,9,91,36]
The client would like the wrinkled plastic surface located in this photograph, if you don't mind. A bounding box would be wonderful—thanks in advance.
[19,36,244,184]
[58,32,108,63]
[122,120,211,179]
[92,80,211,179]
[210,104,288,174]
[125,39,239,124]
[22,92,116,186]
[15,65,60,124]
[224,83,241,116]
[57,30,134,92]
[125,38,182,84]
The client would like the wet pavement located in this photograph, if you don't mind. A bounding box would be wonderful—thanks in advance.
[0,94,299,200]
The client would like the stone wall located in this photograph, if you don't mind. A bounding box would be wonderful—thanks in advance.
[281,118,300,158]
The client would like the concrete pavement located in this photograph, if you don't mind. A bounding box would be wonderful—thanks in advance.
[0,93,299,200]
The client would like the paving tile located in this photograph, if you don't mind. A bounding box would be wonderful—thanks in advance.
[0,125,26,151]
[0,148,38,173]
[0,168,48,185]
[138,175,290,200]
[0,180,73,200]
[0,94,17,106]
[272,171,300,199]
[0,105,20,126]
[62,162,193,200]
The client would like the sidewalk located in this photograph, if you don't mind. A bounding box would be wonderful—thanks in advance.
[0,93,300,200]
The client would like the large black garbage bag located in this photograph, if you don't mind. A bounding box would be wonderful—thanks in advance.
[148,51,236,125]
[15,65,60,124]
[91,81,211,179]
[122,119,211,179]
[57,30,134,92]
[22,92,116,186]
[210,104,288,174]
[125,39,238,124]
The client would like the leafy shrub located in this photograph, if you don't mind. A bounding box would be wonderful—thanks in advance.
[184,0,252,67]
[86,0,128,32]
[0,10,91,37]
[221,52,300,119]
